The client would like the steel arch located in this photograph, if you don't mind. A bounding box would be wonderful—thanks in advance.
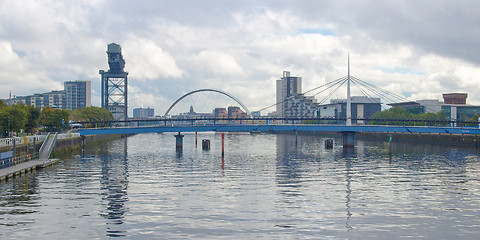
[164,89,251,117]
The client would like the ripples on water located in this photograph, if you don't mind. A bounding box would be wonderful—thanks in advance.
[1,133,480,239]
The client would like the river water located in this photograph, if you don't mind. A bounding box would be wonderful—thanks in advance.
[1,133,480,239]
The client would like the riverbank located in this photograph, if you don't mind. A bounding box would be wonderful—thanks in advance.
[0,134,129,182]
[357,132,479,148]
[276,131,479,148]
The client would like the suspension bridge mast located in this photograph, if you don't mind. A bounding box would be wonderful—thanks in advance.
[346,53,352,126]
[99,43,128,121]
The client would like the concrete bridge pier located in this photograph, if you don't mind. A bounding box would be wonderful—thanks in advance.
[175,132,184,152]
[342,131,355,148]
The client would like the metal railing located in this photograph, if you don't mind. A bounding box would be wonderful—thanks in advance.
[0,152,39,169]
[45,133,58,159]
[71,117,480,129]
[0,135,47,147]
[38,133,51,156]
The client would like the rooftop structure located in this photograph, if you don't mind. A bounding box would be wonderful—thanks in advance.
[443,93,467,105]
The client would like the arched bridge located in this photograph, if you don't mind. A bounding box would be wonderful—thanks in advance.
[164,89,251,117]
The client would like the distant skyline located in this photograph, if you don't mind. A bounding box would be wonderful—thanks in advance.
[1,0,480,115]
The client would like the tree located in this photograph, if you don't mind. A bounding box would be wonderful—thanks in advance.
[0,100,7,109]
[369,107,448,126]
[70,107,113,127]
[369,107,414,125]
[0,106,28,135]
[40,107,70,132]
[25,106,41,133]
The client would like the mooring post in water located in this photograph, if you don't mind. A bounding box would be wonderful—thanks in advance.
[175,132,184,152]
[342,131,355,149]
[202,139,210,150]
[221,133,225,157]
[388,135,392,156]
[195,132,198,148]
[295,131,298,146]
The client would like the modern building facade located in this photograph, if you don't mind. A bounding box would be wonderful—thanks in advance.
[227,106,247,118]
[7,90,67,109]
[283,94,318,118]
[389,93,480,123]
[388,99,442,114]
[317,96,382,124]
[133,107,155,119]
[64,80,91,110]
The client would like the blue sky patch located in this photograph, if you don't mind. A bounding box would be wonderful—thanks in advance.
[298,28,335,36]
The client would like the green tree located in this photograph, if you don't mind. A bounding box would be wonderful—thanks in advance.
[369,107,448,126]
[25,106,41,133]
[40,107,70,132]
[0,99,7,109]
[0,106,28,135]
[70,107,113,127]
[369,107,415,125]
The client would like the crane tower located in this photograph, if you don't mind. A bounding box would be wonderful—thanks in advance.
[99,43,128,121]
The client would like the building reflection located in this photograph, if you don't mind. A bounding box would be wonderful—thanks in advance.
[275,134,303,191]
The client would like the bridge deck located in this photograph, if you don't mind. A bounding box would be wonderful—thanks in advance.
[77,124,480,136]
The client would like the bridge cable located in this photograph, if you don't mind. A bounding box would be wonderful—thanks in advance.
[281,78,347,116]
[351,79,387,111]
[351,78,399,106]
[318,78,348,105]
[351,76,440,114]
[256,76,346,113]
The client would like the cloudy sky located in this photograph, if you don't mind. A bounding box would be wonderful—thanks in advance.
[1,0,480,115]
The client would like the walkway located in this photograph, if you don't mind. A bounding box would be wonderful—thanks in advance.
[1,132,59,181]
[0,158,59,181]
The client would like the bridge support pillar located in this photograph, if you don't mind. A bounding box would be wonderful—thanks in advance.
[175,132,184,152]
[342,131,355,148]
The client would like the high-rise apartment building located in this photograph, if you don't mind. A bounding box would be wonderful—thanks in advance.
[133,107,155,118]
[276,71,302,117]
[64,80,91,110]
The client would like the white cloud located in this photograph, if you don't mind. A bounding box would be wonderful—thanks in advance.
[124,38,183,80]
[195,50,244,76]
[0,41,62,96]
[2,0,480,114]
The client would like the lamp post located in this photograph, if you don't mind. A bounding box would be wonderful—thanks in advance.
[8,116,10,137]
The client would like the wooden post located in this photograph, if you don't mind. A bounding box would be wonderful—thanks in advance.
[221,133,225,157]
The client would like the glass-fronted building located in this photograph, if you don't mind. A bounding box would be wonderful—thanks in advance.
[317,96,382,124]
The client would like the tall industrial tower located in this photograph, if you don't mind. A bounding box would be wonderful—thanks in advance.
[99,43,128,121]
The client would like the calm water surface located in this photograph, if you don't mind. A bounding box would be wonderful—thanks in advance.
[1,133,480,239]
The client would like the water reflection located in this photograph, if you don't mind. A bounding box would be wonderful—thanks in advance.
[97,137,129,237]
[2,133,480,239]
[344,157,353,231]
[0,174,40,220]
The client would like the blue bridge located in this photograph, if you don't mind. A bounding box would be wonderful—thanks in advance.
[76,118,480,148]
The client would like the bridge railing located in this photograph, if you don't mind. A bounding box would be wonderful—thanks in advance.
[70,117,480,129]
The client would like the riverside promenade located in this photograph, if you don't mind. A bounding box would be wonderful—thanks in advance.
[0,133,62,181]
[0,158,60,181]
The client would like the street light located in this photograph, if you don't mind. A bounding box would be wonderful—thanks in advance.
[8,116,10,138]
